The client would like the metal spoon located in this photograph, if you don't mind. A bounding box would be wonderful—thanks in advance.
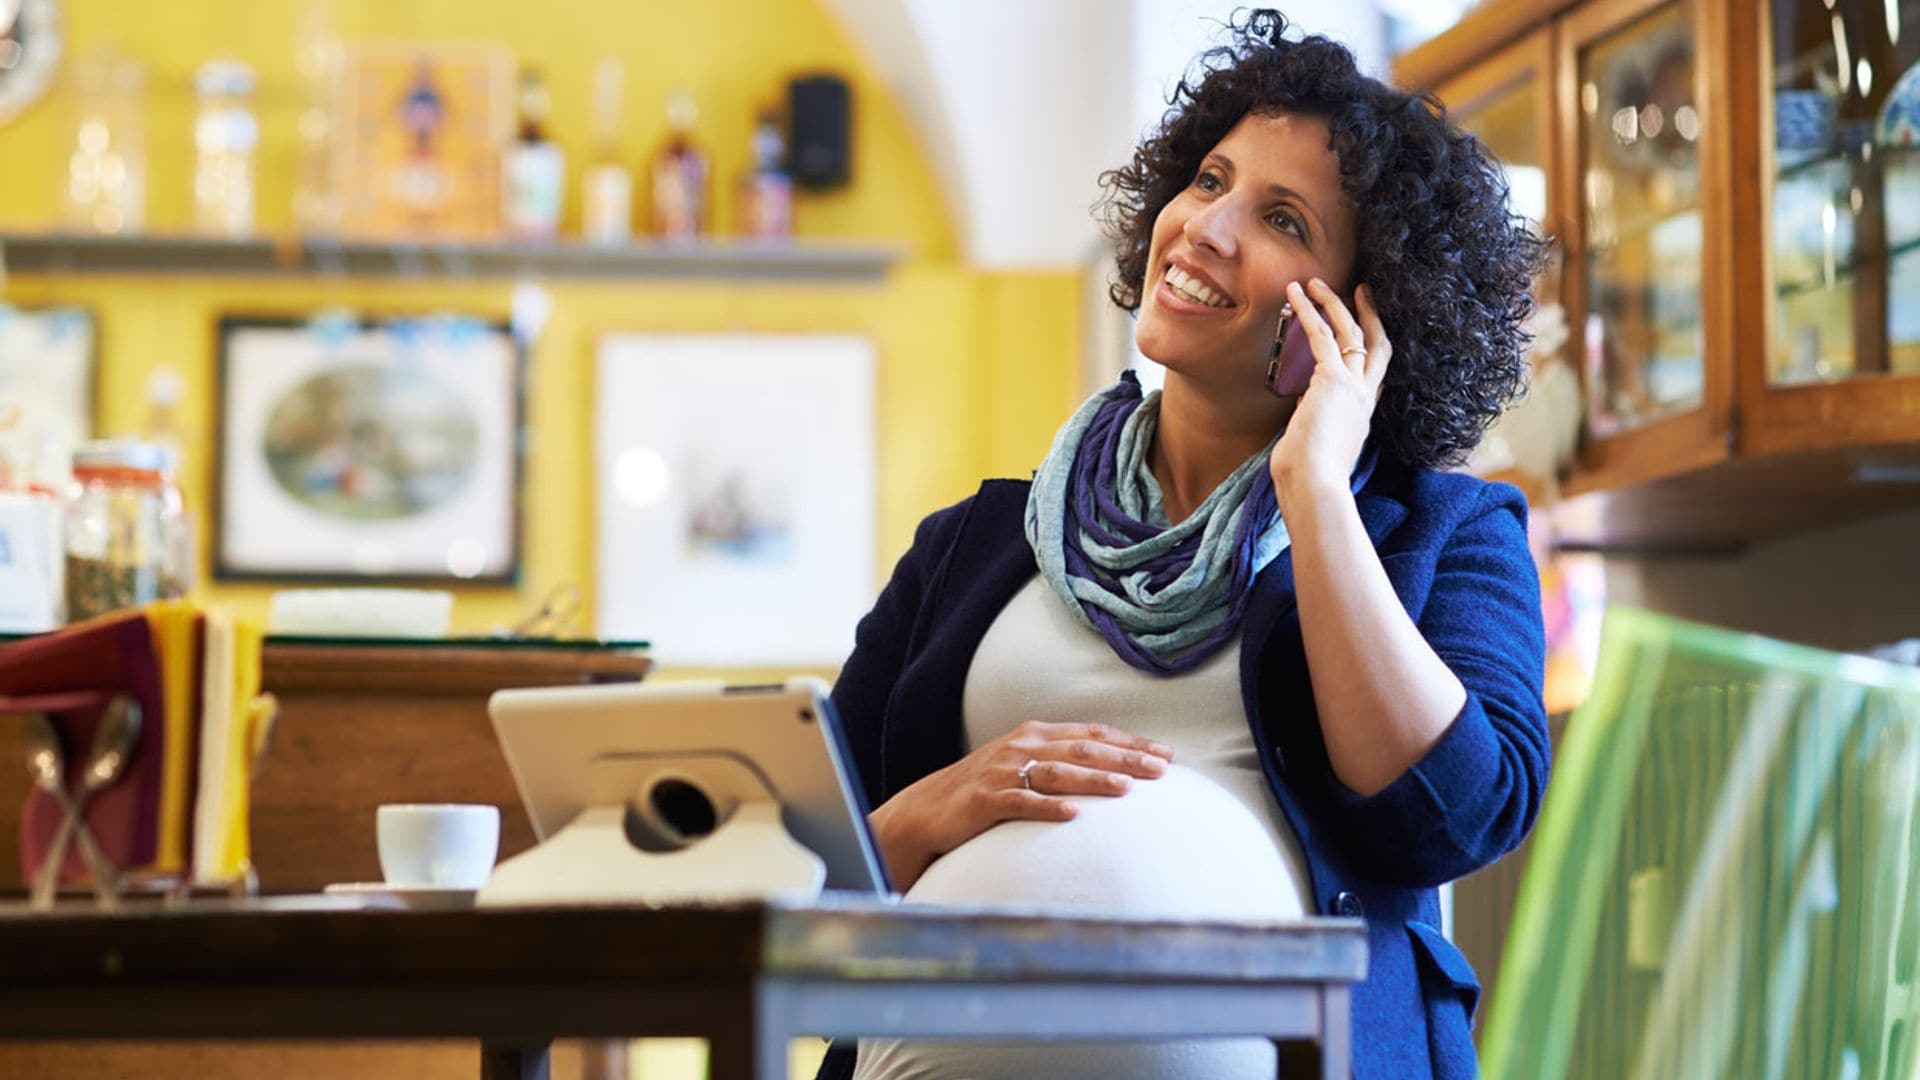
[63,697,142,905]
[25,714,78,909]
[27,698,141,909]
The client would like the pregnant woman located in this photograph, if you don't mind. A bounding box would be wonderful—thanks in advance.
[822,10,1550,1079]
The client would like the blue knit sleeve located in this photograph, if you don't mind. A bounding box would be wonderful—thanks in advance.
[1324,482,1551,888]
[830,497,972,808]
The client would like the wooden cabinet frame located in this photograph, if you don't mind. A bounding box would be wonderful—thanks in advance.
[1397,0,1580,94]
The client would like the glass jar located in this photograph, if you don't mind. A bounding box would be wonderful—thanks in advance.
[64,439,188,622]
[193,58,259,238]
[63,47,148,236]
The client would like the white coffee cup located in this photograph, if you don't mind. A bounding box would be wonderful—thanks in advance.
[376,803,500,889]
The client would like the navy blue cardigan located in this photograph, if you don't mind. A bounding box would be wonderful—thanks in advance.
[817,450,1549,1079]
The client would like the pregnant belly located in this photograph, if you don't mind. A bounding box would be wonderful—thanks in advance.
[904,765,1307,920]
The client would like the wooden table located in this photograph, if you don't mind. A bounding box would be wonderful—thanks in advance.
[0,636,651,1078]
[0,898,1367,1080]
[0,637,653,895]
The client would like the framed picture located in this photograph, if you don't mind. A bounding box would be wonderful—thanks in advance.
[595,334,876,666]
[215,315,523,584]
[0,304,95,490]
[335,42,514,239]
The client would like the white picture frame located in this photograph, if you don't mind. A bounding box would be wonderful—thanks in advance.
[215,316,522,583]
[595,334,876,666]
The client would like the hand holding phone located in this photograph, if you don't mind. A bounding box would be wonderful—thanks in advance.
[1265,285,1361,399]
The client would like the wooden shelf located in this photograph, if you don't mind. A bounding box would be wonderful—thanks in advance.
[0,231,902,283]
[1775,142,1920,185]
[1551,442,1920,552]
[260,639,652,695]
[1776,233,1920,300]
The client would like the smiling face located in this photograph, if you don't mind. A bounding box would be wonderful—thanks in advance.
[1134,111,1358,393]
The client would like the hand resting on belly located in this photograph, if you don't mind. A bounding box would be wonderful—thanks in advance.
[867,720,1174,891]
[906,762,1305,920]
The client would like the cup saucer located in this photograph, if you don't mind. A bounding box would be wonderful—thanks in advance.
[321,881,478,910]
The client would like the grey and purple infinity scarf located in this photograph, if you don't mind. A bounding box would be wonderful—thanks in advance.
[1024,372,1290,676]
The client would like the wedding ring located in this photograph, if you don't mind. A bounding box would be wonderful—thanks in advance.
[1340,344,1367,359]
[1018,759,1040,791]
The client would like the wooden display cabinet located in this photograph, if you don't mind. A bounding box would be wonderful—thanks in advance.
[1398,0,1920,550]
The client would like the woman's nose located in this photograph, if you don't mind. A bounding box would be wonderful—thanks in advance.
[1183,199,1239,258]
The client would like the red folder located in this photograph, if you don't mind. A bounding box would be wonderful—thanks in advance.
[1,611,180,885]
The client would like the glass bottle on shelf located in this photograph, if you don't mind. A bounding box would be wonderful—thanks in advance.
[292,0,343,235]
[737,107,793,241]
[64,439,186,623]
[581,58,633,246]
[503,67,565,241]
[1575,2,1704,438]
[193,58,259,238]
[142,368,193,595]
[63,47,147,236]
[1768,0,1920,384]
[650,89,709,241]
[153,444,194,603]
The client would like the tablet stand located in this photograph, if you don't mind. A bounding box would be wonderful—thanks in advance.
[476,751,827,908]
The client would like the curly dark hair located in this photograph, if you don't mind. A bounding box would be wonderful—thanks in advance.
[1099,8,1547,470]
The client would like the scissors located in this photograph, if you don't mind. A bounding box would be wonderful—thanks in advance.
[505,584,584,639]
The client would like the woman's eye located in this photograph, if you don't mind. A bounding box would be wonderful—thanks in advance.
[1269,210,1304,238]
[1195,171,1222,193]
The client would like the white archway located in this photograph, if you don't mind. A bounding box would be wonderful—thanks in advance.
[818,1,1388,269]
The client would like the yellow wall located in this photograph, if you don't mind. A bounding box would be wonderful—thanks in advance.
[0,0,1084,660]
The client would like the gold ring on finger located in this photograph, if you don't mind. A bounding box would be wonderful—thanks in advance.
[1340,344,1367,359]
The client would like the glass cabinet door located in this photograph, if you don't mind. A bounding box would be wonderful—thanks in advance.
[1574,0,1705,439]
[1446,48,1552,233]
[1437,31,1563,502]
[1770,0,1920,384]
[1441,29,1556,315]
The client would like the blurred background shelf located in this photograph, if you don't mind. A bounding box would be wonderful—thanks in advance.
[1775,234,1920,300]
[1775,142,1920,184]
[0,231,902,283]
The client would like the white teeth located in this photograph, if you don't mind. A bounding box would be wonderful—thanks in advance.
[1165,266,1230,308]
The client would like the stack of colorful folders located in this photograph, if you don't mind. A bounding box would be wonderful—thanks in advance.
[1,601,274,893]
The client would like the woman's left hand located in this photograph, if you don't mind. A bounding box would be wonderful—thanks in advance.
[1268,279,1392,507]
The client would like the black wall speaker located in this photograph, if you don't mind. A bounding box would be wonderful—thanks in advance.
[788,74,851,190]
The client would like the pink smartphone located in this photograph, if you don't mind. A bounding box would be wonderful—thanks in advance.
[1264,289,1360,399]
[1264,312,1316,398]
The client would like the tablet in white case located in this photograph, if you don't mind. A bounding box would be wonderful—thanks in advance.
[488,676,891,898]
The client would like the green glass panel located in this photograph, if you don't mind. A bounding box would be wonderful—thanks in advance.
[1482,607,1920,1079]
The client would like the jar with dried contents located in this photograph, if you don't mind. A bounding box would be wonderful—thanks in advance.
[64,439,188,622]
